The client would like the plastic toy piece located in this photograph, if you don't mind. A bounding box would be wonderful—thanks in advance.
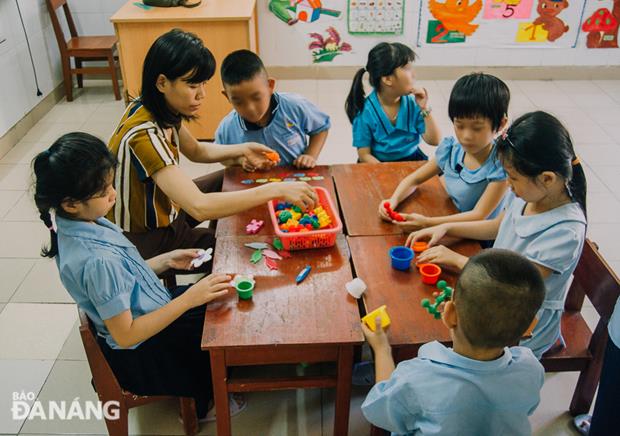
[232,275,255,300]
[346,278,367,299]
[312,176,324,180]
[293,173,306,177]
[245,242,270,250]
[265,256,279,271]
[284,178,297,182]
[277,250,292,258]
[273,237,284,251]
[299,176,312,181]
[256,178,268,184]
[263,151,281,163]
[295,265,312,283]
[389,246,414,271]
[383,202,405,222]
[241,179,255,185]
[307,172,319,177]
[246,219,265,234]
[191,248,213,268]
[412,241,429,253]
[421,280,453,319]
[269,178,282,182]
[250,250,263,264]
[362,305,391,331]
[419,263,442,285]
[262,249,283,260]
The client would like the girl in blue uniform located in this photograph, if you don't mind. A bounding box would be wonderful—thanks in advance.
[379,73,510,230]
[407,111,587,358]
[32,132,243,423]
[345,42,441,163]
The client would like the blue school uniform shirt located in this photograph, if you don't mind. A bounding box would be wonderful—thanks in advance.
[55,215,171,349]
[609,297,620,348]
[494,197,587,358]
[352,90,426,162]
[215,92,330,166]
[361,341,544,436]
[435,136,507,218]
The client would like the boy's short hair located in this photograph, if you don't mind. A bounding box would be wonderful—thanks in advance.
[448,73,510,131]
[455,248,545,349]
[221,50,267,86]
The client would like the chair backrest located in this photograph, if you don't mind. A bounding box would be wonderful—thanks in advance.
[78,308,124,400]
[565,239,620,321]
[45,0,78,55]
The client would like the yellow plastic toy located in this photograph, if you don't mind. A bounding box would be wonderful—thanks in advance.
[362,305,391,331]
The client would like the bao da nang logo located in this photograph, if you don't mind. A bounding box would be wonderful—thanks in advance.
[11,391,120,421]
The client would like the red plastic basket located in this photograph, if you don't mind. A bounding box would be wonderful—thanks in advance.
[268,187,342,251]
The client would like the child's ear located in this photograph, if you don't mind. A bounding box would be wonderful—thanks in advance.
[381,75,393,88]
[60,199,79,215]
[539,170,558,188]
[267,78,276,93]
[221,89,231,102]
[155,74,168,93]
[441,300,458,330]
[498,116,509,133]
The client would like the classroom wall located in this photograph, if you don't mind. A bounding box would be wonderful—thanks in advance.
[257,0,620,68]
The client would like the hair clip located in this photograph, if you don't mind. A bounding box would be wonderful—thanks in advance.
[571,157,580,166]
[501,130,508,141]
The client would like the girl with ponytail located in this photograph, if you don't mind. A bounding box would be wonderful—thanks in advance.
[406,111,587,358]
[345,42,441,163]
[32,132,244,421]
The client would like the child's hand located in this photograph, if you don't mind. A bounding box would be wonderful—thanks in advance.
[406,224,448,248]
[395,212,430,231]
[275,182,318,211]
[378,199,396,221]
[243,143,277,170]
[412,87,429,110]
[293,154,316,169]
[361,316,391,352]
[415,245,467,269]
[166,249,203,270]
[239,157,256,172]
[184,273,231,308]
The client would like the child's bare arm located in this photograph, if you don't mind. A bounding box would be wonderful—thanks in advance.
[358,147,380,163]
[294,129,329,169]
[362,318,396,382]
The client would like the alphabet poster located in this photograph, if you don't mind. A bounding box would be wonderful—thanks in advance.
[417,0,587,47]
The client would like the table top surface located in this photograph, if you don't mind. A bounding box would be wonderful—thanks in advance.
[216,165,339,237]
[332,162,460,237]
[347,234,481,348]
[111,0,256,23]
[201,234,364,350]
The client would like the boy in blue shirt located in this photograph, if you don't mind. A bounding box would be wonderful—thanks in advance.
[361,249,546,435]
[216,50,330,169]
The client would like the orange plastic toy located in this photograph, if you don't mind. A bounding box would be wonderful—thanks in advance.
[419,263,442,285]
[412,241,429,253]
[263,151,281,163]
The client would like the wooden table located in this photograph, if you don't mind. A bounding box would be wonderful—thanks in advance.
[347,234,481,363]
[110,0,257,139]
[216,165,339,237]
[332,162,458,236]
[202,234,363,436]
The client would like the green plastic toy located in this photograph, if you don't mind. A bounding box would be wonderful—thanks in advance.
[273,237,284,251]
[421,280,453,319]
[250,249,263,264]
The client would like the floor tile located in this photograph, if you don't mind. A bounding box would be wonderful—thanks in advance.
[0,303,77,360]
[600,123,620,144]
[0,191,25,219]
[0,303,4,315]
[589,166,620,200]
[578,144,620,167]
[0,259,35,303]
[0,222,49,258]
[19,122,84,144]
[19,360,108,435]
[0,359,54,434]
[0,142,48,165]
[582,163,612,194]
[0,165,31,191]
[322,385,371,436]
[3,192,39,222]
[588,223,620,261]
[37,101,101,125]
[531,372,583,435]
[586,192,620,224]
[11,259,72,304]
[57,321,86,361]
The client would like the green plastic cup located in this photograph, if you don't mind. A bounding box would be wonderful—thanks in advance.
[236,280,254,300]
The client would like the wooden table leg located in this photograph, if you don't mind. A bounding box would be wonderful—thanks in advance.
[210,349,231,436]
[333,345,354,436]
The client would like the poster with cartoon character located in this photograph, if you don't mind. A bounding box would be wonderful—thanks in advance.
[417,0,586,47]
[579,0,619,48]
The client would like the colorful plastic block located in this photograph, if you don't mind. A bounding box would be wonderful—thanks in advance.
[362,305,391,331]
[383,201,405,222]
[263,151,281,163]
[421,280,453,319]
[246,219,265,234]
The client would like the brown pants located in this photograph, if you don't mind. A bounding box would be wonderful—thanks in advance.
[123,170,224,262]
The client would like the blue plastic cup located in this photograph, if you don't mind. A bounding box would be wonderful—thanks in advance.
[389,246,414,271]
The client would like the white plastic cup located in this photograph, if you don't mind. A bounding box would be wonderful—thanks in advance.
[346,278,367,299]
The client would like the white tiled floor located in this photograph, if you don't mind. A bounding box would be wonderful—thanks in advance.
[0,79,619,435]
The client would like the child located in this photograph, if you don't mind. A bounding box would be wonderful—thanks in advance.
[408,111,587,358]
[216,49,330,169]
[32,132,244,422]
[362,249,546,435]
[345,42,441,163]
[379,73,510,230]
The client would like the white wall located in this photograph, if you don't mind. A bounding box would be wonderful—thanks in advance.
[0,0,126,137]
[257,0,620,67]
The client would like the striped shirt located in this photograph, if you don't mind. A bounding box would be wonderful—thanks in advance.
[106,101,179,233]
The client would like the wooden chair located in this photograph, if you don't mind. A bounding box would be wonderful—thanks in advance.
[371,239,620,435]
[46,0,121,102]
[78,309,198,436]
[540,239,620,415]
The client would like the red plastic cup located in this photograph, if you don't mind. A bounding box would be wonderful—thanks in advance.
[419,263,442,285]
